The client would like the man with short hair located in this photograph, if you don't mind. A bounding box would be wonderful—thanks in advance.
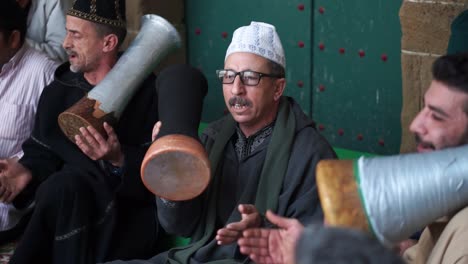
[402,53,468,264]
[237,53,468,264]
[0,0,59,244]
[0,0,180,263]
[108,21,336,264]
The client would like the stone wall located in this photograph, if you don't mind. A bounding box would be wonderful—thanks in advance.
[399,0,468,153]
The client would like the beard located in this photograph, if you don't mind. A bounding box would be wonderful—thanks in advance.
[66,49,83,73]
[66,49,99,73]
[70,64,81,73]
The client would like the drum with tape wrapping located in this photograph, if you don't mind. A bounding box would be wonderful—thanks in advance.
[58,14,181,141]
[316,145,468,246]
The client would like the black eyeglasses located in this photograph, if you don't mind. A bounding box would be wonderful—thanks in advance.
[216,69,284,86]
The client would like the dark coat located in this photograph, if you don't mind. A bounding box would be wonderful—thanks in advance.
[12,62,160,263]
[157,97,337,263]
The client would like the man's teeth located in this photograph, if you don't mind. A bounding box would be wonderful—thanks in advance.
[234,103,244,109]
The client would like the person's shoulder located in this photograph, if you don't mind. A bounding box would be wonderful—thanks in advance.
[287,98,326,140]
[447,206,468,229]
[286,97,336,157]
[39,62,83,97]
[202,115,231,140]
[20,46,60,72]
[425,206,468,264]
[293,126,336,158]
[30,0,67,14]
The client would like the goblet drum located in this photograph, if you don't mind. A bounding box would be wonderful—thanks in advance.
[140,64,209,201]
[317,145,468,246]
[58,14,181,141]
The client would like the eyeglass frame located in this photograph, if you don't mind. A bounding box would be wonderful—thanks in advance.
[216,69,284,86]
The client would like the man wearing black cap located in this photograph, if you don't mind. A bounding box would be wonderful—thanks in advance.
[0,0,209,263]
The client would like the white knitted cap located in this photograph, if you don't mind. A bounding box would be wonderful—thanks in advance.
[225,21,285,68]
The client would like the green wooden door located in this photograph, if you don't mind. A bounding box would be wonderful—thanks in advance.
[186,0,403,155]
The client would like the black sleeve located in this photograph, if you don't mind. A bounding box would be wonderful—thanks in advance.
[113,74,159,204]
[156,196,203,237]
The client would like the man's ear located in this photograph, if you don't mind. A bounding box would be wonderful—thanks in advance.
[273,78,286,101]
[102,34,119,52]
[8,30,22,50]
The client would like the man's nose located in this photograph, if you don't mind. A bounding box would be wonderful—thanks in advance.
[62,34,72,50]
[230,75,245,95]
[409,110,427,135]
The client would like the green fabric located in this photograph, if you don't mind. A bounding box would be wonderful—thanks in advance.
[447,10,468,55]
[254,98,296,213]
[333,147,375,159]
[167,97,296,263]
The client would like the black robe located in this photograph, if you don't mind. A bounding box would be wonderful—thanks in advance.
[10,62,160,264]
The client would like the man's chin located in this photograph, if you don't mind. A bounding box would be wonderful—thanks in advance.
[69,65,81,73]
[231,115,249,124]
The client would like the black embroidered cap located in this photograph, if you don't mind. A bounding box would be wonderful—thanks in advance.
[67,0,126,29]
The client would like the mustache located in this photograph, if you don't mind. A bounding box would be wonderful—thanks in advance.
[228,96,252,107]
[414,134,435,149]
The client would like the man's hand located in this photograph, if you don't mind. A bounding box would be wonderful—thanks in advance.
[0,158,32,203]
[216,204,262,245]
[152,121,162,142]
[238,210,304,264]
[395,239,417,256]
[74,122,124,167]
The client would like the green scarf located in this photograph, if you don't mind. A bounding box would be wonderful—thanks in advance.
[167,97,296,263]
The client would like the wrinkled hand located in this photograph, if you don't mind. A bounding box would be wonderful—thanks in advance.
[0,158,32,203]
[238,210,304,264]
[216,204,262,245]
[74,122,124,167]
[152,121,162,142]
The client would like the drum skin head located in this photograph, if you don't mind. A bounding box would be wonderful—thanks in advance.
[141,134,211,201]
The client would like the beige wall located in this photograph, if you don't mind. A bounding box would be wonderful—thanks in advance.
[399,0,468,153]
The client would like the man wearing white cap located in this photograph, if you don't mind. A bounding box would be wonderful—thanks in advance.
[107,21,336,264]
